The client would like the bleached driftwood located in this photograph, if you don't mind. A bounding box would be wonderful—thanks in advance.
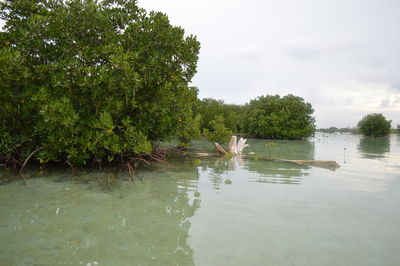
[203,135,340,171]
[213,142,227,155]
[228,136,237,154]
[228,136,248,155]
[215,136,248,155]
[237,137,249,155]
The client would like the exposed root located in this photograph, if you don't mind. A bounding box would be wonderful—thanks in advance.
[127,162,143,183]
[128,157,150,166]
[19,147,50,175]
[148,154,170,166]
[0,157,22,169]
[18,147,50,185]
[66,161,80,177]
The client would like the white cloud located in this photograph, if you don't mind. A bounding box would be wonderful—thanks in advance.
[221,43,261,62]
[312,81,400,127]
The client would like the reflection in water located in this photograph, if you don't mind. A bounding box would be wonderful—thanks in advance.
[358,137,390,159]
[146,169,200,265]
[193,138,316,187]
[0,169,200,265]
[245,160,308,184]
[198,155,312,187]
[199,158,229,190]
[397,134,400,147]
[245,138,315,160]
[241,139,314,184]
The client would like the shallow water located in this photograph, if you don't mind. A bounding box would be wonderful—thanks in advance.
[1,133,400,266]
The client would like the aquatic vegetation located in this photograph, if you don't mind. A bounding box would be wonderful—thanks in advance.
[193,159,202,166]
[224,179,232,184]
[265,142,278,158]
[225,153,234,159]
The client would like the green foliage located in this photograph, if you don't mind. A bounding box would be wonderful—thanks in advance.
[193,159,202,166]
[0,0,200,165]
[195,98,243,132]
[357,113,391,137]
[203,115,232,144]
[225,153,234,159]
[242,94,316,139]
[265,141,278,158]
[224,179,232,184]
[176,87,201,146]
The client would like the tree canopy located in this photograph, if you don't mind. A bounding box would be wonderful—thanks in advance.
[241,94,316,139]
[357,113,391,137]
[203,115,233,144]
[195,98,242,133]
[0,0,200,164]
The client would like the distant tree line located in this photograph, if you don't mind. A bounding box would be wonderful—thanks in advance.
[317,127,360,134]
[318,113,396,136]
[195,95,316,142]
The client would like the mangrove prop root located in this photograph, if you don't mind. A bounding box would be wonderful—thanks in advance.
[128,157,150,166]
[1,157,22,169]
[127,162,144,183]
[126,163,135,184]
[148,154,170,166]
[19,147,50,175]
[13,157,22,167]
[66,161,80,177]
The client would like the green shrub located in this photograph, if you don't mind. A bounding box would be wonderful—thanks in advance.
[242,94,315,139]
[0,0,200,165]
[203,115,232,144]
[357,113,391,137]
[195,98,243,133]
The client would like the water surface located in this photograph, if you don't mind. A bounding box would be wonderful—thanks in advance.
[1,133,399,265]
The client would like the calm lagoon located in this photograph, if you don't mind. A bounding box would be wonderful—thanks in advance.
[1,133,399,265]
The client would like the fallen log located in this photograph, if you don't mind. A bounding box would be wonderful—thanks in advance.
[193,151,340,171]
[280,159,340,170]
[241,156,340,171]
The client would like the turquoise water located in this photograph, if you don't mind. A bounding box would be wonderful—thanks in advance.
[1,133,399,265]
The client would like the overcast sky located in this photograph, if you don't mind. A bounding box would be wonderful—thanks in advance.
[139,0,400,128]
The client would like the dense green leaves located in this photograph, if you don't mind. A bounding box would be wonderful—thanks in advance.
[357,113,391,137]
[0,0,200,164]
[203,115,233,144]
[241,95,316,139]
[195,98,242,133]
